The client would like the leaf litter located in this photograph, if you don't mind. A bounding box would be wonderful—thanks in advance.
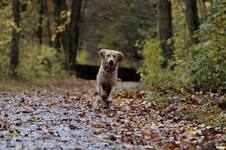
[0,80,225,150]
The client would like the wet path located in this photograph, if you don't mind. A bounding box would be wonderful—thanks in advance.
[0,81,225,149]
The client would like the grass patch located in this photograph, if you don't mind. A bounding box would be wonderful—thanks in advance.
[0,80,34,91]
[0,75,75,92]
[0,75,94,92]
[0,79,64,92]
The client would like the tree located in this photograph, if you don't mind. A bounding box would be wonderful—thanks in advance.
[52,0,82,70]
[157,0,173,67]
[60,0,71,69]
[37,0,44,45]
[37,0,52,46]
[185,0,200,44]
[53,0,61,49]
[44,0,52,47]
[79,0,155,63]
[10,0,20,77]
[69,0,82,69]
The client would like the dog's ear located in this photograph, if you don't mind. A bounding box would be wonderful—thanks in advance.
[99,49,106,58]
[117,52,124,62]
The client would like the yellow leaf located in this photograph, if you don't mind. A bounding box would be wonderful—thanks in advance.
[136,120,142,126]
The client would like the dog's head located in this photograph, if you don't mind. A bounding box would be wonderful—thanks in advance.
[99,49,124,70]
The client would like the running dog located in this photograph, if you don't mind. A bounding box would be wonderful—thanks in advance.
[96,49,124,108]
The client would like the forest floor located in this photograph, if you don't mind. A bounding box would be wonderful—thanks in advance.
[0,78,225,150]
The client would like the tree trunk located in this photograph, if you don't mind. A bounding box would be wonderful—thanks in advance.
[44,0,52,47]
[157,0,173,68]
[53,0,61,50]
[185,0,200,44]
[52,0,72,69]
[37,0,44,45]
[69,0,82,69]
[60,0,71,69]
[10,0,20,77]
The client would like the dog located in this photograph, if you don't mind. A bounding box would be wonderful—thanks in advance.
[96,49,124,108]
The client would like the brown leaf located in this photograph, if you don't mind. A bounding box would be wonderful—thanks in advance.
[92,123,105,128]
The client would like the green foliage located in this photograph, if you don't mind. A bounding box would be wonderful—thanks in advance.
[0,1,65,80]
[77,50,88,64]
[0,47,10,78]
[181,1,226,90]
[138,39,177,87]
[171,0,190,60]
[0,4,12,49]
[83,0,155,65]
[18,42,65,80]
[181,22,226,90]
[139,1,226,90]
[0,4,13,78]
[138,39,163,84]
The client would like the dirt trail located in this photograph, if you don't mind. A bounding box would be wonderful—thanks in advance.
[0,80,225,150]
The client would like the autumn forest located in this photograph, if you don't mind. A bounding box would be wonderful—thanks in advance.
[0,0,225,149]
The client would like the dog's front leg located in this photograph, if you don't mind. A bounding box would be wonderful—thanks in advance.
[99,85,110,108]
[108,86,116,103]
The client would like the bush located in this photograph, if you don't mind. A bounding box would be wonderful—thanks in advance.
[138,39,177,88]
[17,42,65,80]
[181,15,226,90]
[77,50,88,64]
[0,5,13,78]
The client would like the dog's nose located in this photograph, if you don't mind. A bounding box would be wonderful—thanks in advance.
[109,60,113,65]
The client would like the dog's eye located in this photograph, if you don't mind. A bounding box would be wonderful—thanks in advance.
[107,54,110,57]
[113,55,116,58]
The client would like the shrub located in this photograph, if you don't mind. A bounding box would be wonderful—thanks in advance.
[138,39,177,87]
[17,42,65,80]
[0,5,13,78]
[181,14,226,90]
[77,50,88,64]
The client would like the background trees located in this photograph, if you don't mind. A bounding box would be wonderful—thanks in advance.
[157,0,173,67]
[37,0,45,45]
[10,0,20,77]
[139,0,225,90]
[0,0,225,90]
[69,0,82,69]
[185,0,200,44]
[79,0,155,65]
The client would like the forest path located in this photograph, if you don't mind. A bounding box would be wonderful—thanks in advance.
[0,79,225,149]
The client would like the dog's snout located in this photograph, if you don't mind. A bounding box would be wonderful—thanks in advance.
[109,60,114,65]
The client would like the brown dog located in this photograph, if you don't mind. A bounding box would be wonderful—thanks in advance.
[96,49,124,108]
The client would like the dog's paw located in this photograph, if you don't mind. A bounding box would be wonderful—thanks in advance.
[103,100,110,109]
[108,97,113,103]
[104,105,109,109]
